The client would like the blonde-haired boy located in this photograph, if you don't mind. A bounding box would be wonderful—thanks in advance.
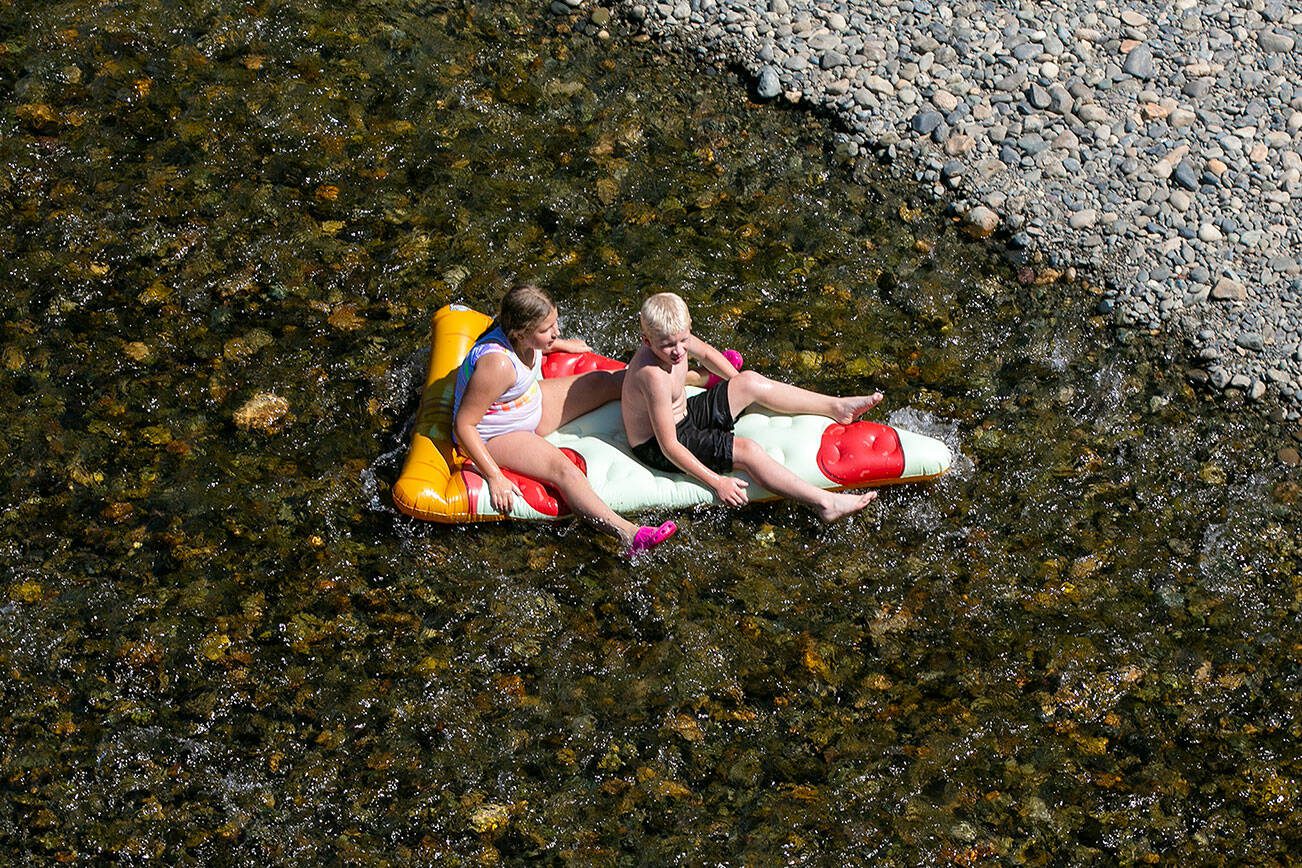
[638,291,693,339]
[622,292,884,522]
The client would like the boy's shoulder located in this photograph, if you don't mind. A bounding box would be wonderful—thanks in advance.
[626,355,661,383]
[627,345,659,372]
[625,348,672,394]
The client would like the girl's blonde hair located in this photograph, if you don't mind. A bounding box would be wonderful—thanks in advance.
[639,292,691,338]
[498,283,555,341]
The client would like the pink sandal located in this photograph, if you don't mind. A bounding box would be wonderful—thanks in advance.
[624,520,678,558]
[706,349,744,388]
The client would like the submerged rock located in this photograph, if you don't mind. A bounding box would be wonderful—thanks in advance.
[233,392,290,433]
[122,341,151,362]
[469,803,510,834]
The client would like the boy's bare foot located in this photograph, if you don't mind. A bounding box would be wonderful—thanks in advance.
[833,392,884,424]
[817,489,877,522]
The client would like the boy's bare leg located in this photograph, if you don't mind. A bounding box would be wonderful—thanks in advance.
[724,371,882,424]
[731,437,877,522]
[537,370,625,436]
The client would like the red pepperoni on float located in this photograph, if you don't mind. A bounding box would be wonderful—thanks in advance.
[560,447,587,475]
[817,421,905,485]
[541,352,626,378]
[465,448,588,517]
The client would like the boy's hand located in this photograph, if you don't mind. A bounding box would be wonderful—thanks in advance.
[712,476,749,506]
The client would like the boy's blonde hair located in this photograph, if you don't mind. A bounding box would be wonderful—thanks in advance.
[640,292,691,338]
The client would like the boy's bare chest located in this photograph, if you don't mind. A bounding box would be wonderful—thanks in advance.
[666,370,689,418]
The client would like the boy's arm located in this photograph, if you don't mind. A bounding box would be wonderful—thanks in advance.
[686,334,741,381]
[635,371,749,506]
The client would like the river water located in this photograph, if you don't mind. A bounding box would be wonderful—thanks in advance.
[1,0,1297,862]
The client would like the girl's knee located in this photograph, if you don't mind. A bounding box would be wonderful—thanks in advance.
[550,455,587,486]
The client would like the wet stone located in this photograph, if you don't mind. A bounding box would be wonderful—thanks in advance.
[1123,44,1156,79]
[1236,332,1265,352]
[756,66,781,99]
[911,111,943,134]
[962,205,1000,237]
[1173,162,1200,191]
[1258,30,1295,53]
[233,392,290,433]
[1211,278,1247,301]
[123,341,151,362]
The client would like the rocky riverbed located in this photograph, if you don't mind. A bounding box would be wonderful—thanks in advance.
[4,0,1299,860]
[557,0,1302,417]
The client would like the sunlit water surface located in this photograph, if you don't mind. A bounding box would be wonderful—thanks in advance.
[1,0,1298,862]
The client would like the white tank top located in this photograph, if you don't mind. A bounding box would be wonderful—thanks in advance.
[452,328,544,442]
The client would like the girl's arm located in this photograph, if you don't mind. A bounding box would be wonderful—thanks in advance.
[548,337,593,354]
[453,354,524,514]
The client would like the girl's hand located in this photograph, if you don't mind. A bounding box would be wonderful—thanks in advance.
[488,474,524,514]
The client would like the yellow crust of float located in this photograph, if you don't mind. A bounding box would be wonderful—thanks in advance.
[391,305,497,523]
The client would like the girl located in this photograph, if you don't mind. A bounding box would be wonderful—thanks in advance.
[453,284,677,557]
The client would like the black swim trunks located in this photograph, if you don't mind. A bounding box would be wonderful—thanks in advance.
[630,381,736,474]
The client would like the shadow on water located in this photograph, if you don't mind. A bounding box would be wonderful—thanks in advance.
[0,0,1298,862]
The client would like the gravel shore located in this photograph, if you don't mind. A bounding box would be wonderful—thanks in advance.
[558,0,1302,417]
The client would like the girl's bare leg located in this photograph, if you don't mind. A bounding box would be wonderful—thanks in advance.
[536,370,625,436]
[486,431,638,543]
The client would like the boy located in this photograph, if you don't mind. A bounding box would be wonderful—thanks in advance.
[622,292,883,522]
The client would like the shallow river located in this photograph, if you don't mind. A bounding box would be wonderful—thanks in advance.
[1,0,1298,862]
